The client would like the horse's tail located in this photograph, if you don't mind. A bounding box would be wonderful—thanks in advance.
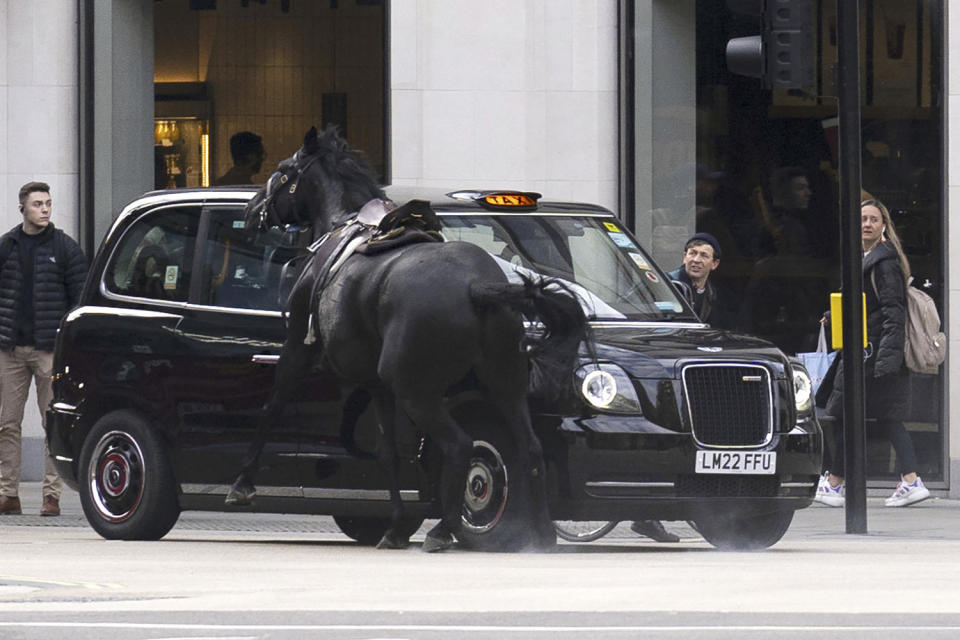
[470,274,592,401]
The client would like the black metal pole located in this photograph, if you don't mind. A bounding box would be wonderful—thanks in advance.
[837,0,867,534]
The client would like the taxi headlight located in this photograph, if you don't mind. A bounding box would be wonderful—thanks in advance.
[576,363,642,414]
[792,366,813,413]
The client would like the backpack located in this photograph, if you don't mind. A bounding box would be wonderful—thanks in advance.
[871,271,946,374]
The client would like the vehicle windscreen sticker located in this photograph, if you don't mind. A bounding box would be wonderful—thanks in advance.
[628,252,651,270]
[232,220,246,229]
[164,265,179,290]
[644,271,660,283]
[656,301,683,312]
[607,232,636,249]
[603,221,621,232]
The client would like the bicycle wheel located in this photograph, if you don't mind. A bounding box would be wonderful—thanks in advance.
[554,520,619,542]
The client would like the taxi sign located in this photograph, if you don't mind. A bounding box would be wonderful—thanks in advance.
[447,190,542,211]
[482,193,538,209]
[452,190,541,211]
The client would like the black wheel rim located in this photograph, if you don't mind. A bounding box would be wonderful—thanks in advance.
[88,430,145,523]
[461,440,508,533]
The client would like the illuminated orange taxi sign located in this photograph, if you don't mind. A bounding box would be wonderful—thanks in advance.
[480,192,540,210]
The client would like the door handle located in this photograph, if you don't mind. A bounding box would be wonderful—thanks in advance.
[251,354,280,364]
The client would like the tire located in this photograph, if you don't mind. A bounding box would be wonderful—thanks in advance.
[333,515,425,546]
[694,508,794,551]
[554,520,619,543]
[455,421,556,552]
[78,410,180,540]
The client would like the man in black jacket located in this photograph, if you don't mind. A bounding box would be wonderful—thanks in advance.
[0,182,87,516]
[667,232,733,329]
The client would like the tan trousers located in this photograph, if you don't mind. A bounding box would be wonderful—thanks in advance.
[0,347,61,499]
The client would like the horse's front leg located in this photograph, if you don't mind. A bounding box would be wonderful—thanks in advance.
[368,390,410,550]
[226,280,316,506]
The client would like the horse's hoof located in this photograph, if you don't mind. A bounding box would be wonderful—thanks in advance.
[224,484,256,506]
[376,533,411,550]
[421,532,455,553]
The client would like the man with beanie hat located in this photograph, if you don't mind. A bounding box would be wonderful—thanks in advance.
[667,232,732,329]
[631,232,731,543]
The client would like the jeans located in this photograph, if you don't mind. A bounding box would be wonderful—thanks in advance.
[829,417,919,478]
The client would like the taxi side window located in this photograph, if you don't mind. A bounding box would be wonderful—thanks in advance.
[105,207,198,302]
[199,210,309,311]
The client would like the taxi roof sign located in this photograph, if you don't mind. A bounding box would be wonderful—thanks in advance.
[448,190,541,211]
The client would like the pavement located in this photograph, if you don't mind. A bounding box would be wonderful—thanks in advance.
[5,481,960,542]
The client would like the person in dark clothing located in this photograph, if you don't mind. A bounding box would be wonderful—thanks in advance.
[630,233,729,544]
[214,131,265,186]
[667,232,733,329]
[0,182,87,517]
[814,198,929,508]
[740,167,835,354]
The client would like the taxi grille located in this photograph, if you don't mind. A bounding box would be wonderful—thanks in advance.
[676,474,780,497]
[682,363,773,447]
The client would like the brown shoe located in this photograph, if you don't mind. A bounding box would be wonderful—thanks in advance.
[0,495,22,515]
[40,495,60,517]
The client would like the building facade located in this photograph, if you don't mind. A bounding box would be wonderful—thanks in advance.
[1,0,955,497]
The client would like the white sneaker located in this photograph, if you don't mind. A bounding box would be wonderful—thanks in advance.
[814,472,845,507]
[885,476,931,507]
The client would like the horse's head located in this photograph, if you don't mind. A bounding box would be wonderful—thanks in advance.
[243,126,386,239]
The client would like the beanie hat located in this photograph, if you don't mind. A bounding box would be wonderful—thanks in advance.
[687,232,721,259]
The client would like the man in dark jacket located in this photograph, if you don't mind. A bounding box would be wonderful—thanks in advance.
[214,131,265,186]
[667,232,733,329]
[631,233,731,543]
[0,182,87,516]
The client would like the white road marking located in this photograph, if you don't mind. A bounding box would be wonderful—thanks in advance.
[2,622,960,633]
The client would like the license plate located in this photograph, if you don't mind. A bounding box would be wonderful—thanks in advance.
[695,450,776,475]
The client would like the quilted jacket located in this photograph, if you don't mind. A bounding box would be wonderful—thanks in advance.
[0,223,88,351]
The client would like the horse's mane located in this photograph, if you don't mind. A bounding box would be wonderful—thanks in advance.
[306,126,386,213]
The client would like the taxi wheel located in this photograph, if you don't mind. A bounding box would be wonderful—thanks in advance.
[455,419,555,552]
[694,508,794,551]
[333,515,425,546]
[78,410,180,540]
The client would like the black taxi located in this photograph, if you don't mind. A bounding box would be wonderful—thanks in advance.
[47,187,822,550]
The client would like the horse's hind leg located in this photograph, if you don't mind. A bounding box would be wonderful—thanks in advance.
[370,390,410,550]
[398,397,472,553]
[478,361,556,550]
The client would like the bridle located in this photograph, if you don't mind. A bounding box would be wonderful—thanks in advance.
[254,147,325,230]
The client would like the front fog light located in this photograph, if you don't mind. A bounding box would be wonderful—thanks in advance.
[793,367,813,412]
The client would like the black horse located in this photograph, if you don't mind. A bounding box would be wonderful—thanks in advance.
[229,126,588,552]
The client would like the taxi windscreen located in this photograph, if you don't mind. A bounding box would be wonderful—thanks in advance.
[440,214,697,322]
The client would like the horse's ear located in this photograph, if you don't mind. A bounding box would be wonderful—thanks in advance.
[303,126,319,150]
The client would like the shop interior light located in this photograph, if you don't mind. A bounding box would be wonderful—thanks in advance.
[201,134,210,187]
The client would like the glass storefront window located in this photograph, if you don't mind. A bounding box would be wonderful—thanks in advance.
[634,0,945,484]
[153,1,387,191]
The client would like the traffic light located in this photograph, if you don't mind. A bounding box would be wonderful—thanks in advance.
[726,0,814,89]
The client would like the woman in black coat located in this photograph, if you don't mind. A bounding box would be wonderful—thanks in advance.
[815,198,930,508]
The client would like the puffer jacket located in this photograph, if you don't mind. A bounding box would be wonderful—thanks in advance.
[863,241,906,375]
[824,240,907,420]
[0,223,88,351]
